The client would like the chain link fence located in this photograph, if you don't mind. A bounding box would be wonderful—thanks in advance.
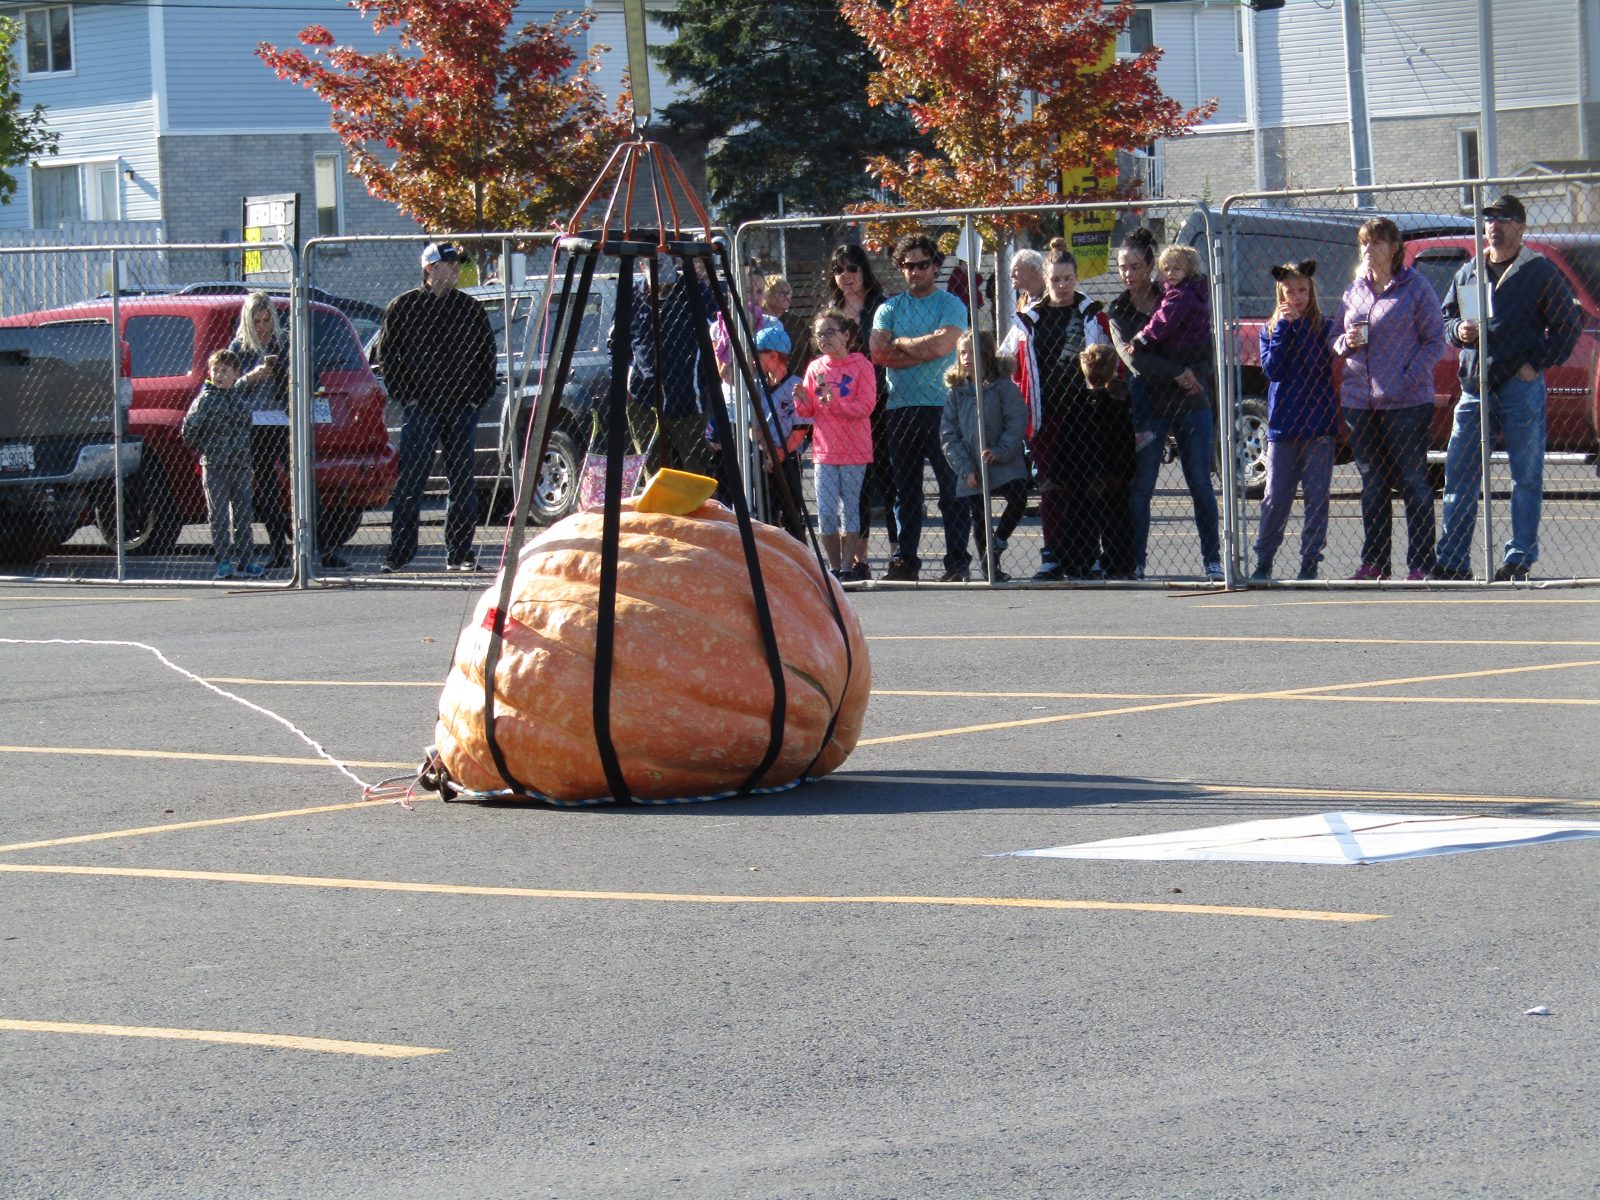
[4,175,1593,591]
[1216,174,1600,585]
[0,240,336,585]
[734,199,1228,584]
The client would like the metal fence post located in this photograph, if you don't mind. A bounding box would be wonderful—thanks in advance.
[109,249,126,583]
[1471,183,1496,579]
[291,249,314,587]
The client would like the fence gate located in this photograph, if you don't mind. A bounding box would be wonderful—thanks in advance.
[1215,173,1600,586]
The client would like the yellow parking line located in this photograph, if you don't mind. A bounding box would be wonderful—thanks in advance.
[868,634,1600,647]
[860,660,1600,746]
[0,594,190,603]
[875,688,1598,706]
[0,1018,446,1058]
[0,863,1384,922]
[1198,598,1600,608]
[0,799,394,855]
[0,746,411,770]
[835,773,1600,809]
[206,677,439,688]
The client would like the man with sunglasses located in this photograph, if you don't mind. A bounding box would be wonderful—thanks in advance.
[870,232,971,582]
[1433,193,1582,582]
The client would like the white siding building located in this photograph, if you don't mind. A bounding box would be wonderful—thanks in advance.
[1142,0,1599,203]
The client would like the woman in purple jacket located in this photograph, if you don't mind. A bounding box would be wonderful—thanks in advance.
[1336,217,1446,580]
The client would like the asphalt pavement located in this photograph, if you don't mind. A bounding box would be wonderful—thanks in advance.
[1,578,1597,1199]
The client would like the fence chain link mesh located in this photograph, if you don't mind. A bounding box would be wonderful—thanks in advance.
[6,177,1593,591]
[0,240,318,585]
[1217,175,1600,584]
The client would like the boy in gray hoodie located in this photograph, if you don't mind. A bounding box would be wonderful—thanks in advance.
[181,348,261,579]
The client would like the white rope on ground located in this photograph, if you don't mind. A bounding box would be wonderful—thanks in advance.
[0,638,417,804]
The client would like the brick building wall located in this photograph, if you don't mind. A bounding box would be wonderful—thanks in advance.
[157,133,420,303]
[1163,105,1588,202]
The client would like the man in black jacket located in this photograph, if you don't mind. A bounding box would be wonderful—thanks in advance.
[1433,195,1583,582]
[378,242,497,572]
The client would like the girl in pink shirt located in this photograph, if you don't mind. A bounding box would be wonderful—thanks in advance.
[798,308,877,576]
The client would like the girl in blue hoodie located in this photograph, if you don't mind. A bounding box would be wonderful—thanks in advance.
[1251,260,1341,581]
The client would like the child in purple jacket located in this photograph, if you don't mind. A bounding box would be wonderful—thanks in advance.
[1250,261,1341,582]
[1132,244,1212,368]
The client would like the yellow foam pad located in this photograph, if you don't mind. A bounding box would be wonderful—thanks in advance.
[635,469,719,515]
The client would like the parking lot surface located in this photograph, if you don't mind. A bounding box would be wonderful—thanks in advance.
[2,580,1597,1199]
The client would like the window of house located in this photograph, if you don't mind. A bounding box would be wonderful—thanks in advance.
[1116,9,1154,56]
[31,162,79,226]
[1458,129,1480,208]
[31,159,120,227]
[314,154,342,236]
[22,6,72,75]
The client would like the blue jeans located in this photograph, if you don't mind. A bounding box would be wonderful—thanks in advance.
[389,404,479,565]
[1128,381,1220,570]
[1344,405,1435,574]
[886,405,969,572]
[1437,376,1547,571]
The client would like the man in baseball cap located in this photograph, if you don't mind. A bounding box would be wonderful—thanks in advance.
[1480,194,1527,224]
[1433,193,1582,582]
[420,241,470,268]
[374,239,496,573]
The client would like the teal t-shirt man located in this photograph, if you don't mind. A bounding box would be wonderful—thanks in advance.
[869,232,971,582]
[872,287,968,408]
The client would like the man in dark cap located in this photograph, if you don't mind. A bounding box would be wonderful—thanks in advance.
[1432,194,1582,582]
[377,241,497,572]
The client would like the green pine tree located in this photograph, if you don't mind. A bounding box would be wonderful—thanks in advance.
[0,16,59,205]
[652,0,927,225]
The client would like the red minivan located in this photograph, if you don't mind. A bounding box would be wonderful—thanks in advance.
[0,295,397,553]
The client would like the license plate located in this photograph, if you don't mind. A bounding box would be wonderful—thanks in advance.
[312,396,332,425]
[0,442,34,473]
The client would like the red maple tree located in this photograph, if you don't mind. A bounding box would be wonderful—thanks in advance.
[838,0,1214,236]
[259,1,631,232]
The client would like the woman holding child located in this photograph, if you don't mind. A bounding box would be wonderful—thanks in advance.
[1009,238,1110,580]
[1336,216,1445,581]
[1107,228,1221,580]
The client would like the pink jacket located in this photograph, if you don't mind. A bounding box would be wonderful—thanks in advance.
[797,352,876,465]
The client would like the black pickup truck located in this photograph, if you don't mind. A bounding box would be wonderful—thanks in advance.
[0,320,137,563]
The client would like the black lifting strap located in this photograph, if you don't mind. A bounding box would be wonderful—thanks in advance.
[685,251,789,795]
[589,252,638,803]
[704,249,858,781]
[480,251,598,797]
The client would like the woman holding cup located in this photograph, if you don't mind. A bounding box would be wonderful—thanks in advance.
[1336,217,1446,580]
[229,292,295,569]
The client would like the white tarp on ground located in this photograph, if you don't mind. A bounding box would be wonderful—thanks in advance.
[1007,811,1600,865]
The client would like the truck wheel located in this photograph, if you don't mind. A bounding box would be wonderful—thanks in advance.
[96,465,180,555]
[1233,396,1270,500]
[530,429,581,525]
[316,506,363,549]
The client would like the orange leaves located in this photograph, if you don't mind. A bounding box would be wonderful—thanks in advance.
[839,0,1213,235]
[256,0,628,232]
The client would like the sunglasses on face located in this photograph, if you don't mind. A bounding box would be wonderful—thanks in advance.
[815,327,844,339]
[1484,215,1520,225]
[899,259,934,271]
[833,263,861,275]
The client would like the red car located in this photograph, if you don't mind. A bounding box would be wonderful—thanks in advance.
[0,295,397,553]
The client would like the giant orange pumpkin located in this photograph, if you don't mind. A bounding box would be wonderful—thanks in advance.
[435,499,871,803]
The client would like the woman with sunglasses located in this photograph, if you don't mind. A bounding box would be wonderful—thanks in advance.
[828,244,893,580]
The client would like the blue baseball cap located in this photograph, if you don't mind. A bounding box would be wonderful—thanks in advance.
[754,324,792,355]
